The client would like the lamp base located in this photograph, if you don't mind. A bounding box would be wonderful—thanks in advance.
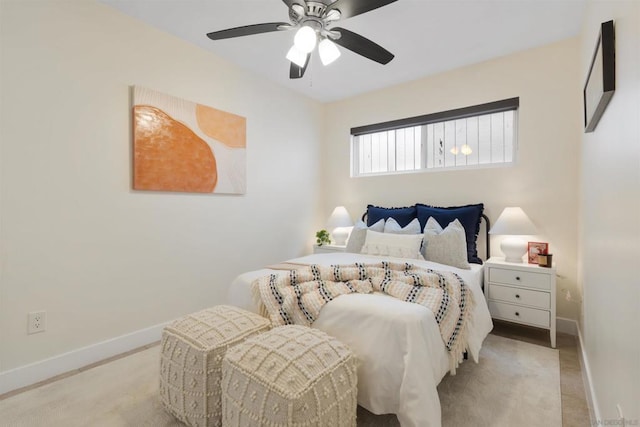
[331,227,350,246]
[500,236,527,263]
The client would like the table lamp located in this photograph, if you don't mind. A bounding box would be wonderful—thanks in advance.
[326,206,353,246]
[489,207,538,263]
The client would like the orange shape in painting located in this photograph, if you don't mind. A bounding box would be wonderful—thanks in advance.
[133,105,217,193]
[195,104,246,149]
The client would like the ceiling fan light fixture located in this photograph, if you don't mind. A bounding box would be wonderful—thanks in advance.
[286,45,308,67]
[318,38,341,65]
[294,25,317,53]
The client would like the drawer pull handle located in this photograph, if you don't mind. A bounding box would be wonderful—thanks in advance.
[515,294,520,299]
[515,276,521,281]
[515,312,520,317]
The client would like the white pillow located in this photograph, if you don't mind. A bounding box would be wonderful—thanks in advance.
[360,230,424,260]
[345,219,385,253]
[422,217,470,269]
[384,217,421,234]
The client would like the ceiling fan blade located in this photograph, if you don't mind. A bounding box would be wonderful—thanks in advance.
[206,22,289,40]
[325,0,398,20]
[332,27,394,65]
[290,54,311,79]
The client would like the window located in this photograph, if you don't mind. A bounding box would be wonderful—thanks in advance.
[351,98,519,177]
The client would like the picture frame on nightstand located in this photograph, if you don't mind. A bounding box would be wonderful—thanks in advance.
[527,242,548,264]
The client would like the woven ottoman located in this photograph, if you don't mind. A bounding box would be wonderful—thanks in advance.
[221,325,358,427]
[160,305,271,427]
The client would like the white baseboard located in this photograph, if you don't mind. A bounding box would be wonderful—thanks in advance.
[556,316,578,335]
[556,317,600,422]
[576,323,600,424]
[0,321,169,395]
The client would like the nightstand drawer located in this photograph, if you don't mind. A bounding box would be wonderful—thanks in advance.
[489,301,550,328]
[488,284,550,309]
[489,268,551,290]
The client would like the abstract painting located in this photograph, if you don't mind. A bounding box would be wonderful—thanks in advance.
[133,86,246,194]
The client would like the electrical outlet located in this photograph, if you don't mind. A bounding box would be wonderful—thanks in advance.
[28,311,46,334]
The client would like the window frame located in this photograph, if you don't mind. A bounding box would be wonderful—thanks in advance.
[350,97,519,177]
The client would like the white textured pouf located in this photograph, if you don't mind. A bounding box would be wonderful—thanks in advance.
[160,305,271,427]
[221,325,358,427]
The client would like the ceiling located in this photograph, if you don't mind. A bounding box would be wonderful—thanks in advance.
[100,0,586,103]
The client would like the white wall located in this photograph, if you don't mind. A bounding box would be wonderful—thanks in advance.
[579,0,640,422]
[323,38,582,320]
[0,1,323,373]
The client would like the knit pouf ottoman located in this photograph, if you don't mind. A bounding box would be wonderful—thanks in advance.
[160,305,271,427]
[221,325,358,427]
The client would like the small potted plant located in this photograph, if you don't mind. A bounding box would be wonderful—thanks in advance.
[315,229,331,246]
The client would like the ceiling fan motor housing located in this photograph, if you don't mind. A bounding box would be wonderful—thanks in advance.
[290,1,340,31]
[306,2,327,17]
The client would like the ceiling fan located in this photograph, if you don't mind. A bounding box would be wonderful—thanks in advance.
[206,0,397,79]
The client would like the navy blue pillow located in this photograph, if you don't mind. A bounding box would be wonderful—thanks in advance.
[367,205,417,228]
[416,203,484,264]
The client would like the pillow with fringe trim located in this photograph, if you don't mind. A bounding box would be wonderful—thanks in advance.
[422,217,471,269]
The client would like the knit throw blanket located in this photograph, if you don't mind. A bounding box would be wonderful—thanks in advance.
[252,261,475,373]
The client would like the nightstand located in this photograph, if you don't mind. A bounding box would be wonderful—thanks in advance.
[484,257,556,348]
[313,244,346,254]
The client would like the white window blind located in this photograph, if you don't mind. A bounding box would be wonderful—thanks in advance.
[351,98,518,177]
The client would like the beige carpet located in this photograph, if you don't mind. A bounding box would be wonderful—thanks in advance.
[0,334,561,427]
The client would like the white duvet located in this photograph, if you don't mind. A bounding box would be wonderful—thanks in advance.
[227,253,493,427]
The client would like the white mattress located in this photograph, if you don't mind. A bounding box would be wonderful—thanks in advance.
[227,253,493,427]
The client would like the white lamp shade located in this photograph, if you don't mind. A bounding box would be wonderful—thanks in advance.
[318,38,341,65]
[489,207,538,263]
[489,207,537,235]
[286,45,308,67]
[294,26,317,53]
[327,206,353,246]
[326,206,353,229]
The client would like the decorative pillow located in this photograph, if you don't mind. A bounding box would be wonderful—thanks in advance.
[415,203,484,264]
[366,204,417,228]
[360,230,424,260]
[345,219,384,253]
[384,217,421,234]
[422,217,471,269]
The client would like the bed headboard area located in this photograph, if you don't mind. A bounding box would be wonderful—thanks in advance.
[360,203,491,263]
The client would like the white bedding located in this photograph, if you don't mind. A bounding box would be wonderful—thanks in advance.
[227,252,493,427]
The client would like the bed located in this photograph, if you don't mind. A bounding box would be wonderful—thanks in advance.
[227,204,494,427]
